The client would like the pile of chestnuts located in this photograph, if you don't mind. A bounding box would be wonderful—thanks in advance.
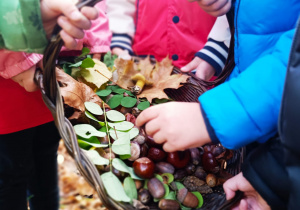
[96,111,234,209]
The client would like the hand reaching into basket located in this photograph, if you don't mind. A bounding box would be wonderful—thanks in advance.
[136,102,212,152]
[223,172,271,210]
[181,57,216,81]
[40,0,99,49]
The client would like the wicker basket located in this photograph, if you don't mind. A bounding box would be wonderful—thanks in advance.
[36,18,244,209]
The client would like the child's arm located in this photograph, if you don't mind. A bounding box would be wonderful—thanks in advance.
[194,0,232,17]
[181,15,230,80]
[106,0,136,57]
[0,50,42,92]
[0,0,98,53]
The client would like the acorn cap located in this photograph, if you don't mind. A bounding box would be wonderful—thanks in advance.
[131,73,153,85]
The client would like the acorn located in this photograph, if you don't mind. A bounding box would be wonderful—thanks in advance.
[147,178,165,199]
[176,188,199,208]
[159,199,180,210]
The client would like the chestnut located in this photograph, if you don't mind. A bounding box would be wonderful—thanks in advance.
[202,151,219,173]
[194,166,207,181]
[189,148,201,165]
[145,136,162,148]
[125,112,136,124]
[139,143,148,157]
[185,163,196,175]
[128,142,140,161]
[147,177,165,199]
[155,162,175,174]
[177,188,199,208]
[133,134,146,145]
[138,188,151,204]
[133,157,155,179]
[167,150,190,169]
[147,147,166,162]
[174,169,188,181]
[158,199,180,210]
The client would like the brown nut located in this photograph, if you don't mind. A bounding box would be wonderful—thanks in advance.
[155,162,175,174]
[202,151,219,173]
[147,177,165,199]
[167,150,190,169]
[189,148,201,165]
[158,199,180,210]
[138,188,151,204]
[174,169,188,181]
[128,142,140,161]
[206,173,217,187]
[147,147,166,162]
[133,157,155,179]
[194,166,207,181]
[177,188,199,208]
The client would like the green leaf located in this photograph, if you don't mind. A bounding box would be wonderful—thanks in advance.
[62,63,72,75]
[112,158,143,180]
[112,86,127,94]
[84,102,103,115]
[96,89,112,97]
[101,172,131,202]
[80,47,90,57]
[85,111,100,123]
[164,191,176,200]
[163,184,170,198]
[78,136,108,148]
[155,174,163,182]
[119,154,131,160]
[81,57,95,68]
[124,177,137,201]
[107,95,123,109]
[103,51,117,69]
[154,98,169,104]
[108,121,134,131]
[121,97,137,108]
[175,182,185,190]
[74,124,106,138]
[125,90,135,97]
[109,127,139,140]
[106,110,125,121]
[69,61,82,67]
[137,101,150,110]
[192,192,203,208]
[111,134,131,155]
[77,139,92,150]
[84,150,109,165]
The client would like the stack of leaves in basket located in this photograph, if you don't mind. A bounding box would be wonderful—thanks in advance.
[56,49,234,209]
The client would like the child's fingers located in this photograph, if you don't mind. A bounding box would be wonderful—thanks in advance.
[57,16,85,39]
[59,30,78,49]
[81,6,99,21]
[144,120,161,139]
[197,0,231,16]
[223,173,242,200]
[181,57,202,72]
[136,107,159,127]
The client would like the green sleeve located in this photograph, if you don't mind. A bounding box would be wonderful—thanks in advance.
[0,0,48,53]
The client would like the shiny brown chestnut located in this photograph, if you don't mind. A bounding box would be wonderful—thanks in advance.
[202,151,219,173]
[167,150,191,169]
[133,157,155,179]
[147,147,166,162]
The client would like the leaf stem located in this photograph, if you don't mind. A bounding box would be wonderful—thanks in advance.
[103,102,112,172]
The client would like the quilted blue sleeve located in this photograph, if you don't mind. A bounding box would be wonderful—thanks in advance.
[199,28,295,149]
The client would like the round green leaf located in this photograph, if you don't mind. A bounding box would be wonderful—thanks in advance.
[84,102,103,115]
[121,97,137,108]
[175,182,185,190]
[112,135,131,155]
[81,57,95,68]
[96,89,112,97]
[107,94,123,109]
[112,158,143,180]
[108,121,134,131]
[78,136,108,148]
[111,86,126,94]
[137,101,150,110]
[124,177,138,201]
[84,150,109,165]
[74,124,106,138]
[101,172,131,202]
[128,127,139,139]
[106,110,125,121]
[164,191,176,200]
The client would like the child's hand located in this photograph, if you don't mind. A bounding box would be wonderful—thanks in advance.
[193,0,232,17]
[181,57,215,81]
[40,0,98,49]
[223,172,271,210]
[112,48,131,60]
[136,102,211,152]
[11,65,38,92]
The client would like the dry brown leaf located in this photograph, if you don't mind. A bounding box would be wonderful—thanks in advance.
[56,68,108,122]
[115,56,190,102]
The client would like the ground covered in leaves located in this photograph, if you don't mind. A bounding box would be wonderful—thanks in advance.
[57,140,107,210]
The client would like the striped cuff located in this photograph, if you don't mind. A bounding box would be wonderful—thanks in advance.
[110,34,134,55]
[195,38,229,76]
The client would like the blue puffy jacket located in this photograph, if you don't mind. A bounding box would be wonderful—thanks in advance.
[199,0,300,149]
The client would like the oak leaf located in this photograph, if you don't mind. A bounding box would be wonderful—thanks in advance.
[115,56,190,102]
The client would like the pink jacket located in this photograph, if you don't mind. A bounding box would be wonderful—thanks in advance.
[107,0,218,68]
[0,1,111,134]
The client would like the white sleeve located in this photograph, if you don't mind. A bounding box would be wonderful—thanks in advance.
[106,0,136,53]
[195,15,231,75]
